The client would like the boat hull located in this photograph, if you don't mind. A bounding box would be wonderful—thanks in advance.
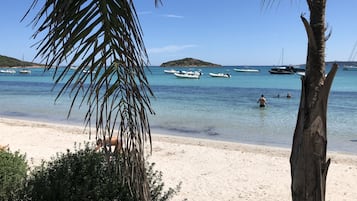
[343,66,357,71]
[174,72,200,79]
[233,68,259,73]
[209,73,231,78]
[269,70,295,75]
[164,69,178,74]
[269,66,298,75]
[19,69,32,74]
[0,69,16,74]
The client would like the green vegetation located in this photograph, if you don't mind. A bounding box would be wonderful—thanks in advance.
[0,150,28,201]
[24,145,179,201]
[160,57,221,67]
[0,144,179,201]
[0,55,42,67]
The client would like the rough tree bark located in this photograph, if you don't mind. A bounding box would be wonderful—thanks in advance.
[290,0,338,201]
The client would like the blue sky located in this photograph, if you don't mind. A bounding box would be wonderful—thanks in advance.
[1,0,357,66]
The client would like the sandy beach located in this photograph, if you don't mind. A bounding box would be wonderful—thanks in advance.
[1,117,357,201]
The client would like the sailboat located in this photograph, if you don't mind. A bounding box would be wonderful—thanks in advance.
[343,41,357,71]
[19,55,31,74]
[269,48,295,74]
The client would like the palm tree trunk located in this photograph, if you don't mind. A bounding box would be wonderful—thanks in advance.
[290,0,338,200]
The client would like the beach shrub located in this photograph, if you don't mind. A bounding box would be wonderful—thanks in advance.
[24,144,180,201]
[0,150,28,201]
[147,161,181,201]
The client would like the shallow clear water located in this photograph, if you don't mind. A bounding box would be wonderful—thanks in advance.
[0,65,356,154]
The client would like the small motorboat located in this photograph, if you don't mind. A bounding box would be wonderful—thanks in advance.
[19,69,32,74]
[343,65,357,71]
[174,71,201,79]
[209,73,231,78]
[164,69,178,74]
[83,69,96,74]
[296,72,305,76]
[0,69,16,74]
[233,68,259,73]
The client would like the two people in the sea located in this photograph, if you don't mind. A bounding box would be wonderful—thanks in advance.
[274,93,292,99]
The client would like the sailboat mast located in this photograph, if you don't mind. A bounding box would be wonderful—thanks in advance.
[282,48,284,65]
[348,41,357,61]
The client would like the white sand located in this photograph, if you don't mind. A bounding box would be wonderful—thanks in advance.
[1,117,357,201]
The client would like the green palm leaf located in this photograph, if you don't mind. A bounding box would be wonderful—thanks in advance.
[26,0,155,200]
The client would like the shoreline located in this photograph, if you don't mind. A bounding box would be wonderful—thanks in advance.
[1,117,357,200]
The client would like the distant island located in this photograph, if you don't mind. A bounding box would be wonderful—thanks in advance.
[160,57,221,67]
[0,55,43,67]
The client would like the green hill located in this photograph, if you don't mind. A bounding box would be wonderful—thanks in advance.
[160,57,221,67]
[0,55,43,67]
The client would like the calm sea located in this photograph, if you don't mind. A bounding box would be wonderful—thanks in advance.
[0,65,356,154]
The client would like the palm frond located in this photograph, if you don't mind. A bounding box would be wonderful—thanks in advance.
[27,0,154,200]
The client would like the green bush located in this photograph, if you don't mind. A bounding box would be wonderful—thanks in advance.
[147,161,181,201]
[0,150,28,201]
[24,144,180,201]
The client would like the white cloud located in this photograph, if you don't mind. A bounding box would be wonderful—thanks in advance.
[162,14,184,19]
[148,45,197,54]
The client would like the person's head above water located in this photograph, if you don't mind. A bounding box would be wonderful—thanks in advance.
[261,94,264,97]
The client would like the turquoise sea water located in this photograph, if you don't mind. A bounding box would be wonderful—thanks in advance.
[1,65,357,154]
